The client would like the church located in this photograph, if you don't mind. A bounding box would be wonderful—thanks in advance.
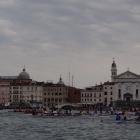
[111,59,140,108]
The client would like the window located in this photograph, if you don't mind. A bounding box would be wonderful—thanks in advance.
[59,98,62,102]
[104,92,107,95]
[104,97,107,102]
[136,89,138,98]
[110,92,113,95]
[118,89,121,99]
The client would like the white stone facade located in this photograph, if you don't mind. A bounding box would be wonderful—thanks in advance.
[113,71,140,101]
[22,82,44,104]
[103,83,115,106]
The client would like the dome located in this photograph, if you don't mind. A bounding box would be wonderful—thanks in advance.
[112,61,116,68]
[57,76,64,85]
[18,68,30,79]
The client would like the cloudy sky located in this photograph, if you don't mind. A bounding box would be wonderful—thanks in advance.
[1,0,140,88]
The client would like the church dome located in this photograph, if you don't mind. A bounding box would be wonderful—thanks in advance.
[18,68,30,79]
[57,76,64,85]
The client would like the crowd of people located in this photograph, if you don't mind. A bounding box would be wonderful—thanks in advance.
[13,106,140,120]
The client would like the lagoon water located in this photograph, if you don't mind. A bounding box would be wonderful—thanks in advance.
[0,110,139,140]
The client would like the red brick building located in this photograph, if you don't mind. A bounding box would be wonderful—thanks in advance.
[67,86,81,103]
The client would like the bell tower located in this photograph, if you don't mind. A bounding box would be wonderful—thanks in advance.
[111,58,117,82]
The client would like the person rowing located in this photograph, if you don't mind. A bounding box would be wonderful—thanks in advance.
[32,108,36,115]
[116,113,121,121]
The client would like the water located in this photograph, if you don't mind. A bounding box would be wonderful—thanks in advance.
[0,110,139,140]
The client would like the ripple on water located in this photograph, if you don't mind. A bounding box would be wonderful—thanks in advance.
[0,110,140,140]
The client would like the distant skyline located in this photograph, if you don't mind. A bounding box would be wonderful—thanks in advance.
[1,0,140,88]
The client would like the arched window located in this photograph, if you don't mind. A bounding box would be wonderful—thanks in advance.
[136,89,138,98]
[118,89,121,99]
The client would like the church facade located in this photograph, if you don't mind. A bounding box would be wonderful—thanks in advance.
[111,60,140,108]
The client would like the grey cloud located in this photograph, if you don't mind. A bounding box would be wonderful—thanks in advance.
[0,0,140,87]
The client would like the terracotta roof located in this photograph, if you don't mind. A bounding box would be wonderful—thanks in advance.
[104,82,114,85]
[43,83,66,87]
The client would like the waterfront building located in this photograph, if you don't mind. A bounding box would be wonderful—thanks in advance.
[43,77,68,107]
[111,60,140,107]
[81,59,140,108]
[10,82,23,102]
[9,68,32,103]
[67,86,81,103]
[22,81,44,107]
[0,82,10,105]
[81,84,103,106]
[103,82,115,106]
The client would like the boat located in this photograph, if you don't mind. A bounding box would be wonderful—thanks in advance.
[0,104,4,110]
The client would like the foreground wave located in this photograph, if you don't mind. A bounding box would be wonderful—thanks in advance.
[0,110,139,140]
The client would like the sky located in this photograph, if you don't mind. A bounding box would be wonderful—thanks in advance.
[1,0,140,89]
